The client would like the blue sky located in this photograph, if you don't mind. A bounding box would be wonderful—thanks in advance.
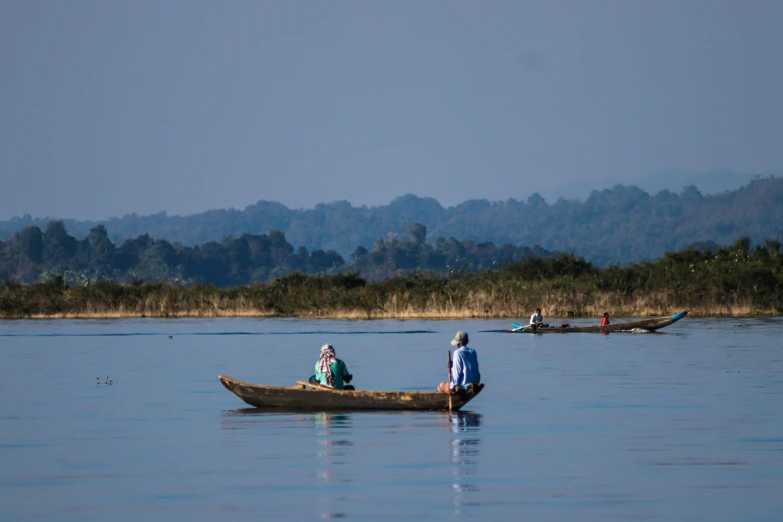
[1,0,781,220]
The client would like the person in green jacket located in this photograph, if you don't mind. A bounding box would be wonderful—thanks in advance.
[310,344,354,390]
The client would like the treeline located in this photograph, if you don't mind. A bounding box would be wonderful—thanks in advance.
[2,177,781,266]
[2,237,781,319]
[0,221,551,286]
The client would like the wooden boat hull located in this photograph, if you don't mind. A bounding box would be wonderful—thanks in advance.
[498,311,688,333]
[219,375,484,411]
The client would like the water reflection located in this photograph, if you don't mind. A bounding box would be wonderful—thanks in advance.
[314,412,353,477]
[445,411,482,515]
[220,409,354,519]
[314,413,353,519]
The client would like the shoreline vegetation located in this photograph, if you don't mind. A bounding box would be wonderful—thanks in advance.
[2,237,781,319]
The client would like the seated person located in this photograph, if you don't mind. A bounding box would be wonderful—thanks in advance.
[529,308,544,327]
[437,331,480,393]
[309,344,354,390]
[600,312,610,326]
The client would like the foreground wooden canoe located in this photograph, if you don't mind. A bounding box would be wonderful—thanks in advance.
[497,310,689,333]
[219,375,484,411]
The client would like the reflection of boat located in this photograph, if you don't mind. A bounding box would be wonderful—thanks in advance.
[219,375,484,411]
[493,310,689,333]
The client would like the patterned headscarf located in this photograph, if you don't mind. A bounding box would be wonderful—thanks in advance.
[318,344,337,387]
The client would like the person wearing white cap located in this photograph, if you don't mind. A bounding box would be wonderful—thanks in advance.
[437,331,481,393]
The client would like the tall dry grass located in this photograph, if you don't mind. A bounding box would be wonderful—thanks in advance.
[3,250,781,319]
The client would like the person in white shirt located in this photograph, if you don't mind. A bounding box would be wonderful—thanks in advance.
[529,308,544,327]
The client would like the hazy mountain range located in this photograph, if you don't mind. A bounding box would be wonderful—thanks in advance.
[1,171,781,267]
[529,168,770,203]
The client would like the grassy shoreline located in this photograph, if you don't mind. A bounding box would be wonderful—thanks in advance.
[4,241,782,320]
[2,287,777,320]
[10,309,778,320]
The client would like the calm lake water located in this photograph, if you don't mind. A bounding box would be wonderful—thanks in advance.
[1,316,781,521]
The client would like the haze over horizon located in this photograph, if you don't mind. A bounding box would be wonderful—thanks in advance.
[2,0,781,221]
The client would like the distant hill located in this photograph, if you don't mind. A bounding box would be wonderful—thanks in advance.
[537,177,624,203]
[531,168,764,203]
[1,176,782,267]
[634,169,759,197]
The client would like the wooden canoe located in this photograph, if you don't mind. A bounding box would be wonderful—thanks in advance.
[495,310,689,334]
[219,375,484,411]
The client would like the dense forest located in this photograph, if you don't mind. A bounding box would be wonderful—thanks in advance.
[3,237,781,319]
[0,222,551,286]
[2,177,781,267]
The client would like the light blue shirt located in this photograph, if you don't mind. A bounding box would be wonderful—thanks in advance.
[450,346,480,388]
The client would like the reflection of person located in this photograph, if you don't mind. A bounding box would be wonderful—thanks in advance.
[447,411,482,515]
[600,312,610,326]
[314,412,353,519]
[310,344,354,390]
[449,411,483,433]
[438,331,481,393]
[529,308,544,327]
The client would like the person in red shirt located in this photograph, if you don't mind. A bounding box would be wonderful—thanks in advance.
[600,312,610,326]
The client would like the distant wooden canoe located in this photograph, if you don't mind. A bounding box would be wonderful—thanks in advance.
[494,310,689,334]
[219,375,484,411]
